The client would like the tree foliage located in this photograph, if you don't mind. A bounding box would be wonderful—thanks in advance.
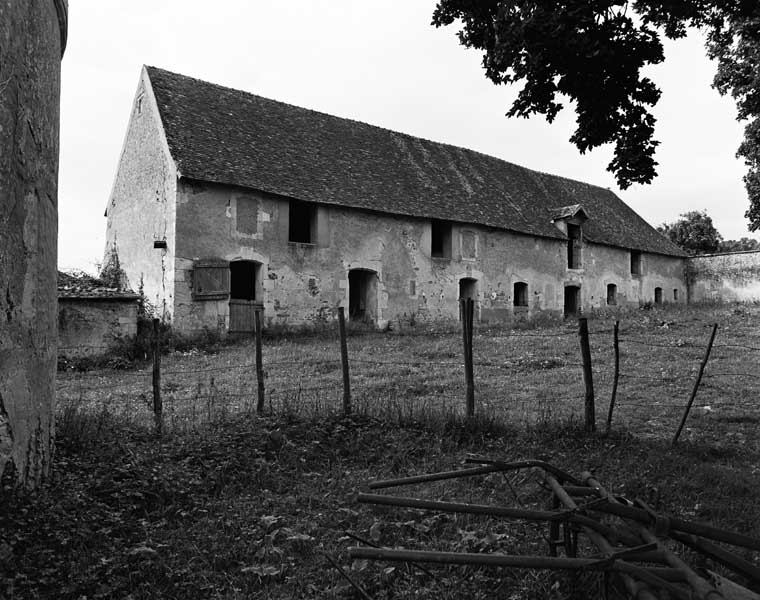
[718,236,760,252]
[657,210,723,254]
[432,1,760,228]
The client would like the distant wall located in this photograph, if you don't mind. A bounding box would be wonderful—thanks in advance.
[687,251,760,302]
[58,299,138,359]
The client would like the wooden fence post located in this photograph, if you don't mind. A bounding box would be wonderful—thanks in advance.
[254,307,265,414]
[461,298,475,417]
[672,323,718,445]
[151,318,162,436]
[605,320,620,434]
[578,317,595,432]
[338,307,352,415]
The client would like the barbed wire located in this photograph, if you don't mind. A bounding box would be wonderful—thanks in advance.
[703,371,760,380]
[712,342,760,352]
[619,337,701,349]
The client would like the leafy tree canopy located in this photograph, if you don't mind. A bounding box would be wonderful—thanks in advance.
[432,1,760,228]
[718,236,760,252]
[657,210,723,254]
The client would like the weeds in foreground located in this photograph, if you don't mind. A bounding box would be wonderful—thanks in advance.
[4,407,760,600]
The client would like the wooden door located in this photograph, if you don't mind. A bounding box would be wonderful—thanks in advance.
[229,299,256,334]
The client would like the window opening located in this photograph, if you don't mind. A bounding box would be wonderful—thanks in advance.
[289,200,315,243]
[567,224,581,269]
[606,284,617,306]
[654,287,663,304]
[631,251,642,275]
[431,220,452,258]
[673,289,679,301]
[513,282,528,307]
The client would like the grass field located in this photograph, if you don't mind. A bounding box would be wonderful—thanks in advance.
[3,303,760,598]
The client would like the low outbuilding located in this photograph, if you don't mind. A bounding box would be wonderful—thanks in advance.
[57,271,139,359]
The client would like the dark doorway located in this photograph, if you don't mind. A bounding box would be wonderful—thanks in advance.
[564,285,580,317]
[229,261,261,334]
[459,277,477,301]
[606,283,617,306]
[459,277,478,320]
[348,269,378,323]
[513,282,528,307]
[654,287,663,304]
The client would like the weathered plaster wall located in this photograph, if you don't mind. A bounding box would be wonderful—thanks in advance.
[686,251,760,302]
[104,68,176,321]
[0,0,65,485]
[58,300,138,358]
[171,181,685,332]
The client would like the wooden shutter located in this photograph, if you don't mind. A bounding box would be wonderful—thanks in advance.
[192,259,230,299]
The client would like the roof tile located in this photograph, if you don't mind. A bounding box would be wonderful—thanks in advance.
[146,66,685,257]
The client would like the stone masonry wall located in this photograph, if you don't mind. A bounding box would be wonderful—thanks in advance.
[171,181,686,332]
[104,68,177,321]
[58,300,138,359]
[686,251,760,302]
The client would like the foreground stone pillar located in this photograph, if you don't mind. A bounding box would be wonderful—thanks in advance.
[0,0,67,487]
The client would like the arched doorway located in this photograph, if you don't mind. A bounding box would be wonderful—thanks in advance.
[348,269,378,323]
[229,260,262,334]
[564,285,580,317]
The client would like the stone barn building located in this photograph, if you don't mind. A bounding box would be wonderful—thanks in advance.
[104,66,686,334]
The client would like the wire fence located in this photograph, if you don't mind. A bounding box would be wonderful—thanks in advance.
[55,307,760,445]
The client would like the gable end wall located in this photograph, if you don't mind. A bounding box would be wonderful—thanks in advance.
[104,69,177,320]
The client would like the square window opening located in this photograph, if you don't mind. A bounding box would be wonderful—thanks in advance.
[631,251,642,275]
[289,200,316,244]
[431,220,452,259]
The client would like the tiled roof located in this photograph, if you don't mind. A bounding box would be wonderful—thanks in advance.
[57,271,139,300]
[146,66,685,257]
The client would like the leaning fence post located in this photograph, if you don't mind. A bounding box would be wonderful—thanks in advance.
[672,323,718,445]
[338,306,352,415]
[254,307,265,414]
[578,317,595,432]
[605,320,620,434]
[151,318,163,436]
[461,298,475,417]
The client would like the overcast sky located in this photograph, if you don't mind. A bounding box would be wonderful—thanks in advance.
[59,1,755,272]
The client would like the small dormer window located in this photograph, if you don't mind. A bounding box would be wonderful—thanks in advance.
[136,93,144,115]
[551,205,588,270]
[567,224,582,269]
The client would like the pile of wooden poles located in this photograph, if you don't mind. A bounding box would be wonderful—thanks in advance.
[348,458,760,600]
